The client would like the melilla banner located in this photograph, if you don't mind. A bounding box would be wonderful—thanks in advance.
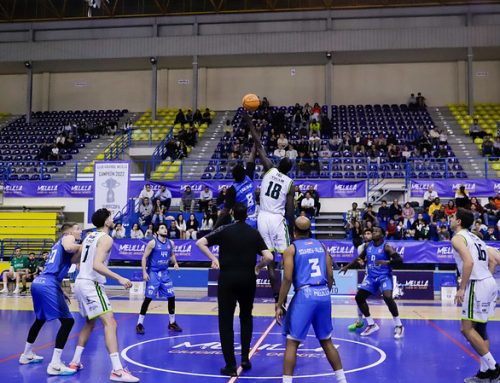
[410,179,500,198]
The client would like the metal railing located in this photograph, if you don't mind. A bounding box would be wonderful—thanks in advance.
[0,238,55,260]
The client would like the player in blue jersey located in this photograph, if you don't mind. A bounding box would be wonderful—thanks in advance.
[136,222,181,334]
[340,226,404,339]
[19,223,82,376]
[276,217,347,383]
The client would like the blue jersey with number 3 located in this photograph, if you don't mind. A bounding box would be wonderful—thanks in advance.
[293,239,328,290]
[41,236,73,282]
[233,175,256,216]
[366,241,391,278]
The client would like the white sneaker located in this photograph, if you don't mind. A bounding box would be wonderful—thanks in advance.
[12,287,20,294]
[394,325,404,339]
[68,361,84,371]
[47,362,78,376]
[360,323,380,336]
[19,353,44,365]
[0,288,8,294]
[110,368,140,382]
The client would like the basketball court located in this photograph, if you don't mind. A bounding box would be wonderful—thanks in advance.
[1,291,498,383]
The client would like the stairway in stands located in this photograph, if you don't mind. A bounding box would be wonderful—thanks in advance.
[313,212,346,240]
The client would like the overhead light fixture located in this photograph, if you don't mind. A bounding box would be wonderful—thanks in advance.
[150,57,157,65]
[24,61,32,69]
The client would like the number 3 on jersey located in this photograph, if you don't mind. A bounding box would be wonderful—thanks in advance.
[308,258,321,277]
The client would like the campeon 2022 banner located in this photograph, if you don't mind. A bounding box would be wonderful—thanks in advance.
[94,161,130,216]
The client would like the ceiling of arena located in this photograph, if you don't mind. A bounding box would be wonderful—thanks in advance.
[0,0,498,21]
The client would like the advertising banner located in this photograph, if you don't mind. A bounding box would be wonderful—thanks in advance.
[207,268,279,298]
[410,179,500,198]
[94,161,130,215]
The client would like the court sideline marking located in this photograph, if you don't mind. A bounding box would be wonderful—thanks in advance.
[227,319,277,383]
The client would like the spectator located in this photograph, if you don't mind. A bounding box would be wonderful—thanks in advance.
[363,204,377,226]
[199,186,213,213]
[482,136,494,156]
[277,133,288,149]
[152,199,166,224]
[395,220,407,240]
[351,220,363,247]
[469,118,485,140]
[1,247,29,294]
[389,199,403,221]
[470,204,482,222]
[180,186,196,213]
[432,205,446,224]
[470,197,486,223]
[286,144,298,161]
[438,226,451,241]
[144,224,154,239]
[139,184,154,205]
[37,252,49,274]
[154,185,172,211]
[293,186,304,215]
[428,197,442,218]
[273,146,286,159]
[193,109,203,124]
[216,186,227,209]
[455,185,470,209]
[423,186,439,210]
[138,197,153,226]
[346,202,362,223]
[21,252,40,294]
[416,92,426,109]
[377,200,391,229]
[186,214,199,240]
[309,132,321,153]
[176,214,187,240]
[112,223,126,239]
[168,221,181,239]
[300,191,316,218]
[318,144,331,159]
[493,137,500,157]
[174,109,186,125]
[202,108,212,124]
[199,211,214,237]
[130,223,144,239]
[408,93,416,110]
[484,226,497,241]
[473,219,488,236]
[494,192,500,210]
[49,144,60,161]
[402,202,416,228]
[307,185,321,215]
[484,197,499,225]
[444,200,457,218]
[412,214,430,240]
[386,219,397,240]
[309,119,320,135]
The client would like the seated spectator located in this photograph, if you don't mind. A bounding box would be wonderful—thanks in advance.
[21,252,40,293]
[273,147,286,159]
[293,186,304,215]
[138,197,153,226]
[49,144,60,161]
[277,133,288,150]
[438,226,451,241]
[319,144,331,159]
[37,252,49,273]
[186,214,199,240]
[402,202,416,228]
[484,197,499,225]
[199,211,214,237]
[309,119,320,135]
[470,197,487,223]
[412,214,430,240]
[455,185,470,209]
[444,200,457,218]
[309,153,320,175]
[428,197,442,218]
[395,220,407,240]
[144,224,154,239]
[482,136,494,156]
[168,221,181,239]
[309,132,321,153]
[350,221,363,247]
[202,108,212,124]
[429,128,440,144]
[377,200,391,229]
[307,185,320,215]
[473,219,488,237]
[389,199,403,221]
[286,144,298,160]
[386,219,397,240]
[493,137,500,157]
[300,191,316,218]
[176,214,187,240]
[484,226,497,241]
[154,185,172,211]
[216,186,227,209]
[174,109,186,125]
[193,109,203,124]
[130,223,144,239]
[180,186,196,213]
[431,205,446,224]
[346,202,362,223]
[112,223,126,239]
[152,200,166,224]
[139,184,154,205]
[469,118,485,140]
[363,204,377,226]
[199,186,213,213]
[296,151,311,175]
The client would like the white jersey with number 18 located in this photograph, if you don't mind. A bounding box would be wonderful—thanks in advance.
[259,168,293,215]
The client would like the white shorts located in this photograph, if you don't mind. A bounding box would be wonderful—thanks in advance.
[74,279,112,320]
[461,277,497,323]
[257,211,290,253]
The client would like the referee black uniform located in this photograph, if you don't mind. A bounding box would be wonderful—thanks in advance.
[203,205,268,374]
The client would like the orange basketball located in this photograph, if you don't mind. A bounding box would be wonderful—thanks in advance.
[242,94,260,111]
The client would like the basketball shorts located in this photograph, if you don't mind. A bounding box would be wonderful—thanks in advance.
[283,285,333,342]
[461,277,497,323]
[31,275,72,321]
[145,270,175,299]
[246,215,258,229]
[74,279,112,320]
[258,211,290,255]
[359,274,393,295]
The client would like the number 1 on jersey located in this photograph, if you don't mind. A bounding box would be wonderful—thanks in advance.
[82,245,90,263]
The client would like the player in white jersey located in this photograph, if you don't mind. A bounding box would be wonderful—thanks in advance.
[450,208,499,383]
[243,113,295,302]
[70,209,139,382]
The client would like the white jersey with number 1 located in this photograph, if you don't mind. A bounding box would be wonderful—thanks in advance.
[77,231,108,284]
[260,167,293,215]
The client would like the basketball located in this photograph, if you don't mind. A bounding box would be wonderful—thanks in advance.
[242,93,260,111]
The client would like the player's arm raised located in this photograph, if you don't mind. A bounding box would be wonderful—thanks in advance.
[170,240,179,270]
[141,239,155,282]
[375,244,402,266]
[93,235,132,289]
[275,244,295,325]
[242,113,274,171]
[285,183,295,242]
[487,246,500,274]
[451,235,474,305]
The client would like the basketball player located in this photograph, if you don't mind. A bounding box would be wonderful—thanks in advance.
[276,217,347,383]
[69,208,139,382]
[136,222,182,334]
[347,228,372,332]
[244,113,295,302]
[340,226,404,339]
[19,223,82,376]
[450,208,499,383]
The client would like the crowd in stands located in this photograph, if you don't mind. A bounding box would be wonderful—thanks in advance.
[346,185,500,245]
[0,247,49,294]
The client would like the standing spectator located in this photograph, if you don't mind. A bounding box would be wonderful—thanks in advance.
[180,186,196,213]
[112,223,126,239]
[389,199,403,221]
[300,192,316,218]
[351,221,363,248]
[455,185,470,209]
[176,214,187,240]
[130,223,144,239]
[199,186,213,213]
[416,92,426,109]
[138,197,153,226]
[154,185,172,212]
[423,186,438,210]
[408,93,416,110]
[402,202,416,228]
[347,202,362,223]
[185,214,199,240]
[293,186,304,215]
[444,200,457,218]
[377,200,391,229]
[195,203,272,376]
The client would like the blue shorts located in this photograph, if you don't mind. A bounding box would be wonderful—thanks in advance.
[283,286,333,342]
[359,274,393,295]
[31,276,72,321]
[246,216,257,229]
[145,270,175,299]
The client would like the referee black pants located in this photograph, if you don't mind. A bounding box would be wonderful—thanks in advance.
[217,276,256,368]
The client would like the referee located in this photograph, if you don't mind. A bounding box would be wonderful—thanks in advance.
[196,203,273,377]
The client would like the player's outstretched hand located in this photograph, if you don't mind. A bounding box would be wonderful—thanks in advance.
[275,304,283,326]
[119,277,133,289]
[211,259,220,270]
[173,263,180,271]
[455,288,465,305]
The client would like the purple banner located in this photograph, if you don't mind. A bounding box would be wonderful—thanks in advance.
[411,179,500,198]
[3,182,94,198]
[207,268,279,298]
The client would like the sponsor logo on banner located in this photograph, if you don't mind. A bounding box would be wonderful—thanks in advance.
[70,185,92,193]
[334,184,358,192]
[180,183,204,192]
[451,183,476,191]
[494,183,500,192]
[411,182,434,191]
[297,183,318,191]
[5,184,23,194]
[118,243,146,254]
[37,185,59,195]
[327,244,355,259]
